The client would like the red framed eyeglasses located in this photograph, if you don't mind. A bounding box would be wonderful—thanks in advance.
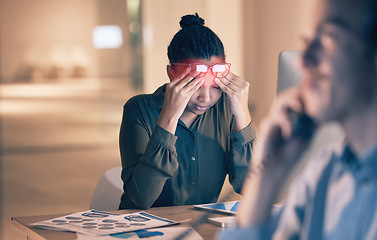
[171,63,231,79]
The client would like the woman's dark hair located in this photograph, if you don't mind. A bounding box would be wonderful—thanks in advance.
[167,13,225,64]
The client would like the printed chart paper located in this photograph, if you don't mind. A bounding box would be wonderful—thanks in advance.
[31,210,177,236]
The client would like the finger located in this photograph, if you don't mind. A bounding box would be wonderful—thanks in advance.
[273,91,305,138]
[275,90,304,114]
[228,76,245,88]
[261,105,294,141]
[187,78,204,94]
[215,72,244,91]
[172,74,195,91]
[223,77,242,92]
[182,75,204,93]
[214,77,229,92]
[169,67,191,84]
[175,70,203,89]
[225,72,244,87]
[214,77,238,93]
[277,109,297,138]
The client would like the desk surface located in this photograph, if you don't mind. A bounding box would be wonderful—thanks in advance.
[11,205,230,240]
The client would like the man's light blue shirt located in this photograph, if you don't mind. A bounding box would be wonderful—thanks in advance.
[218,141,377,240]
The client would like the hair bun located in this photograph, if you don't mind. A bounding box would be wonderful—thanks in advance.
[179,13,205,29]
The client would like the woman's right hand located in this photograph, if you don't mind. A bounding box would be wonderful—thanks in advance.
[157,66,203,134]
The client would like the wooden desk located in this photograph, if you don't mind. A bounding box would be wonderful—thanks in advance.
[11,205,229,240]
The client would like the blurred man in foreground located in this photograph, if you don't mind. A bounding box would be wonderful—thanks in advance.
[218,0,377,239]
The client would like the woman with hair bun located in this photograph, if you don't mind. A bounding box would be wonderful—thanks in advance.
[119,13,255,209]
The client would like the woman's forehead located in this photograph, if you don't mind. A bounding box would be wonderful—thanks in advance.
[178,56,226,65]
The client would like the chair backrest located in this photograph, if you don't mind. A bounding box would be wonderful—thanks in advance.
[90,166,123,210]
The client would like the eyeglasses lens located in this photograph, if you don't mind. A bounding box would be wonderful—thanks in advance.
[190,64,207,78]
[212,64,229,79]
[190,63,230,79]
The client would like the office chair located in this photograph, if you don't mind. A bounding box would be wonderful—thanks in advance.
[90,166,123,210]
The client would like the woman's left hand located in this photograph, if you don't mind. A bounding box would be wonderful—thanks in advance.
[214,72,251,131]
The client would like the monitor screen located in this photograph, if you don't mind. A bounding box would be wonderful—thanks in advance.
[277,50,303,93]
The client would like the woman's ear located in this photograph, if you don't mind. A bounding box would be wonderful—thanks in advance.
[166,65,175,82]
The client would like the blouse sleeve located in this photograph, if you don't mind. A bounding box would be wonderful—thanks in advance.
[228,122,256,193]
[119,98,179,209]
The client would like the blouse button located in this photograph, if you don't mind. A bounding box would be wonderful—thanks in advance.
[191,157,196,161]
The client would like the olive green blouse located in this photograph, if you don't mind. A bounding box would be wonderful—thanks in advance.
[119,84,256,209]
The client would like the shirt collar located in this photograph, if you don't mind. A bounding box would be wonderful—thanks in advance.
[360,141,377,179]
[340,141,377,180]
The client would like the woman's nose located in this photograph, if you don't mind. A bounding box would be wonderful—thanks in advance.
[198,85,211,102]
[202,70,215,85]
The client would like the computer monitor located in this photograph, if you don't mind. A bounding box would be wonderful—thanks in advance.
[277,50,302,93]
